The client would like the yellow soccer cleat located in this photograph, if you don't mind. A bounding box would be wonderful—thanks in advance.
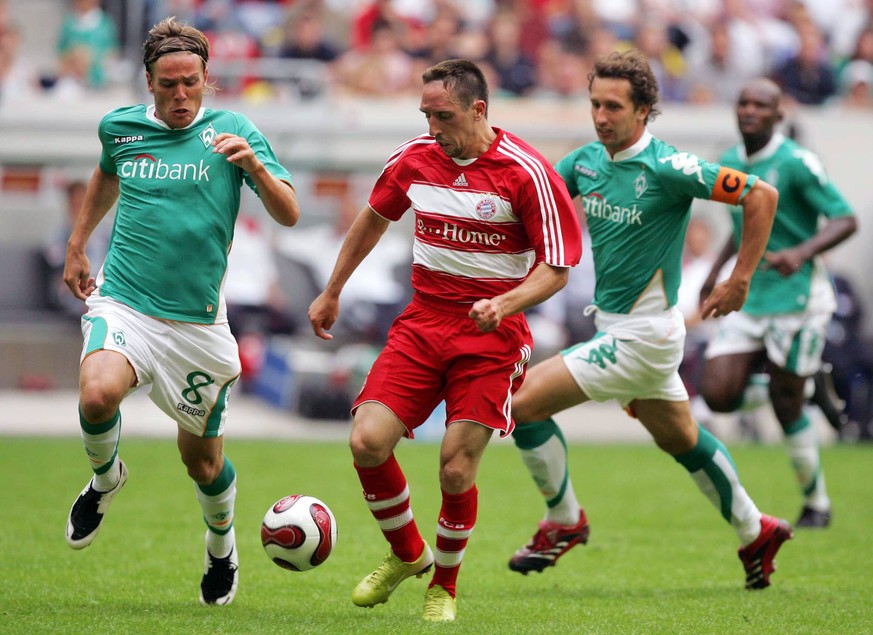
[422,584,456,622]
[351,543,434,607]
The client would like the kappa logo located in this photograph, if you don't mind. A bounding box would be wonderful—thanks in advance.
[176,402,206,417]
[114,135,143,145]
[452,173,468,187]
[659,152,705,184]
[574,164,598,179]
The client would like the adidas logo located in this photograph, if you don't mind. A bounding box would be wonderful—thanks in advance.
[452,173,468,187]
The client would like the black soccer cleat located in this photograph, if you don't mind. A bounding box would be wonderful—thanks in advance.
[795,505,831,529]
[66,460,128,549]
[200,538,239,606]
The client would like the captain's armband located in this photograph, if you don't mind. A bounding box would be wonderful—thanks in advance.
[710,167,750,204]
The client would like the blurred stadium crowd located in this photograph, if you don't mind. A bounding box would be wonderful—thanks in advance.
[1,0,873,108]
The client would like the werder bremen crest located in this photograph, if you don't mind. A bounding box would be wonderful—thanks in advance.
[634,171,648,198]
[199,124,217,147]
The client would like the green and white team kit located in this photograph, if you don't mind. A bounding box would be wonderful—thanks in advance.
[95,104,291,324]
[556,130,757,315]
[719,132,853,315]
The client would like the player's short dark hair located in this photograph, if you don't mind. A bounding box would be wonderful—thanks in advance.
[589,49,661,123]
[422,59,489,115]
[142,16,210,75]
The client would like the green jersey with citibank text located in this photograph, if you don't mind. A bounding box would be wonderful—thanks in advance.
[556,130,757,315]
[94,104,291,324]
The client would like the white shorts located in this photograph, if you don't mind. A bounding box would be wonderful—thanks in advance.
[704,309,831,377]
[561,306,689,407]
[81,295,241,437]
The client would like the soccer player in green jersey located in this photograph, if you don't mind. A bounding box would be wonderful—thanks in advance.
[506,50,793,590]
[699,78,857,529]
[62,17,300,606]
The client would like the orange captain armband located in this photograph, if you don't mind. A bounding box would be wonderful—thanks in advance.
[710,167,750,204]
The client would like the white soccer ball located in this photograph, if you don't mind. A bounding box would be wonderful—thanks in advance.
[261,494,338,572]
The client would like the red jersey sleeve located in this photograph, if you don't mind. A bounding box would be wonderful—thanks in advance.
[368,137,432,220]
[504,134,582,268]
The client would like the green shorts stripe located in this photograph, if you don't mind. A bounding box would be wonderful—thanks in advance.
[204,377,239,438]
[83,315,109,355]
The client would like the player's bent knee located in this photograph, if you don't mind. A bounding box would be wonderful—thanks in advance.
[184,456,223,485]
[348,429,392,467]
[78,384,125,422]
[702,392,743,413]
[438,463,473,494]
[699,383,742,413]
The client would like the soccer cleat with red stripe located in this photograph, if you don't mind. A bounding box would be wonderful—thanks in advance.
[509,509,590,574]
[738,514,794,589]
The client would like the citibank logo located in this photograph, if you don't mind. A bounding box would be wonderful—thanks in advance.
[119,154,211,181]
[583,192,643,226]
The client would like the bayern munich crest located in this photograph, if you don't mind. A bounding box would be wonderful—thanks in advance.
[476,198,497,220]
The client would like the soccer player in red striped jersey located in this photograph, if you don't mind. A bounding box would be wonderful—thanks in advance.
[308,59,582,622]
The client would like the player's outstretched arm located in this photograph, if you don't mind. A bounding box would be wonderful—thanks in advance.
[308,207,391,340]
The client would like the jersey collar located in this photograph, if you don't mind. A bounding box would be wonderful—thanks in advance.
[450,127,503,166]
[145,105,206,130]
[739,132,785,164]
[606,129,653,163]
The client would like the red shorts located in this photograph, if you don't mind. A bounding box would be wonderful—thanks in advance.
[353,293,533,439]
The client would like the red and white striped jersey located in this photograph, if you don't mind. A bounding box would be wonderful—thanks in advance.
[369,128,582,303]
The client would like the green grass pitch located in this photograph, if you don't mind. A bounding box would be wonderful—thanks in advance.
[1,437,871,634]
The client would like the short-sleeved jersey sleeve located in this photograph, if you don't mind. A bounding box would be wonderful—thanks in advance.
[368,157,413,221]
[555,152,581,199]
[237,114,292,194]
[656,150,758,204]
[790,147,853,220]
